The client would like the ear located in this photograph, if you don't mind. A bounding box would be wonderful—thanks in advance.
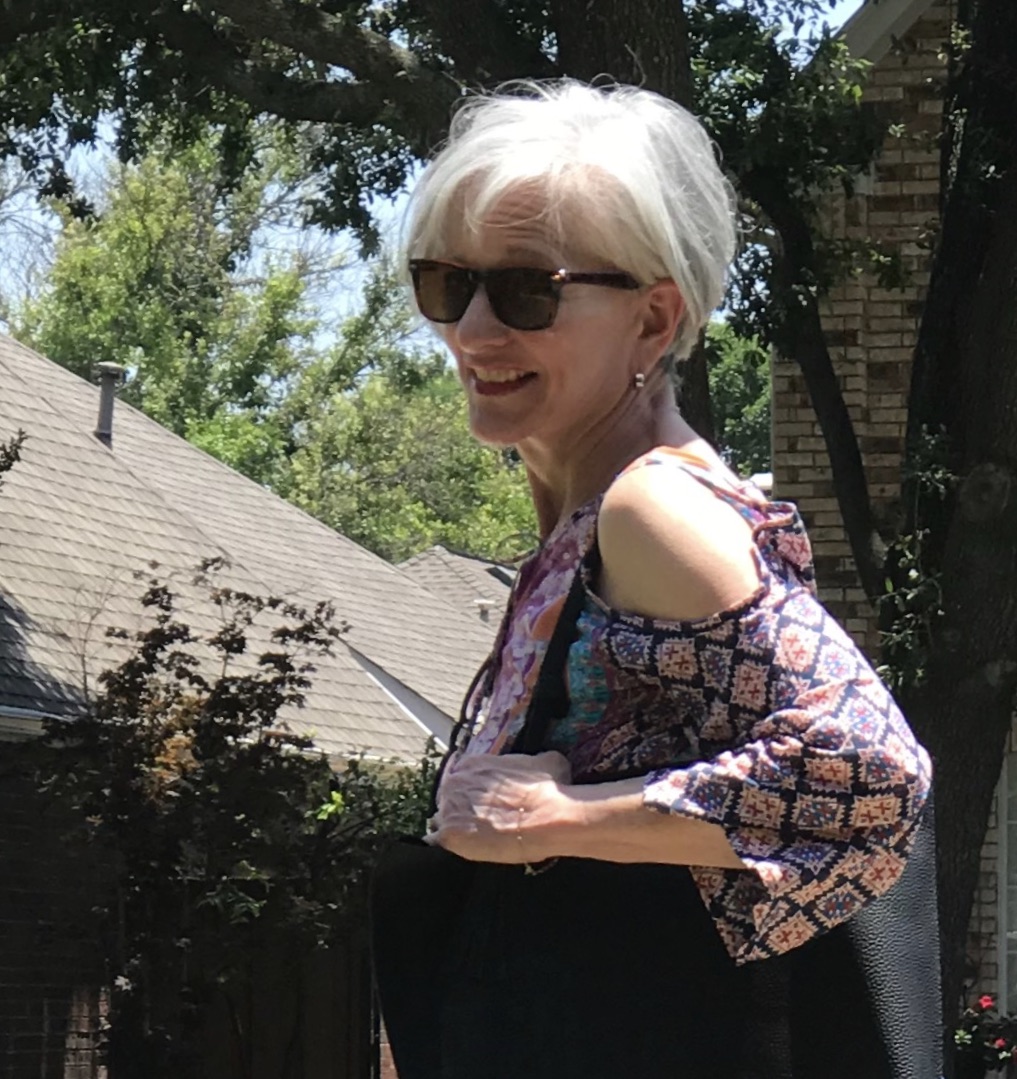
[636,279,685,362]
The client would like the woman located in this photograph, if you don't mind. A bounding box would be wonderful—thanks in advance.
[377,80,934,1078]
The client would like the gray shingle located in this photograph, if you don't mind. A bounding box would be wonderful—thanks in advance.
[399,546,513,635]
[0,335,495,761]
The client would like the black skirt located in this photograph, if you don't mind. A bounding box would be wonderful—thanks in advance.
[371,816,942,1079]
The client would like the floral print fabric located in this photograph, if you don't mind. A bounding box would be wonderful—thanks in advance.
[459,447,932,964]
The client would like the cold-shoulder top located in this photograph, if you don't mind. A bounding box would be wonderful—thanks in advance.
[456,447,932,965]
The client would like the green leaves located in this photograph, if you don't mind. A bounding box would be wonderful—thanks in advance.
[279,347,536,562]
[314,790,345,820]
[14,129,533,564]
[15,125,333,484]
[0,429,26,492]
[705,321,772,476]
[30,561,437,1073]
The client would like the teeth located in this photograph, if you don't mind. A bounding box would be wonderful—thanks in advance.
[474,369,529,383]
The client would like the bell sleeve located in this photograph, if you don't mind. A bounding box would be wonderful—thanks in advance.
[639,588,932,965]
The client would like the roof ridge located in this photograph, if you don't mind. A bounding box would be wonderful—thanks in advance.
[434,545,503,601]
[2,338,283,603]
[0,334,487,640]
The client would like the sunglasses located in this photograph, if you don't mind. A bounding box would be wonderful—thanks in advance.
[409,259,641,331]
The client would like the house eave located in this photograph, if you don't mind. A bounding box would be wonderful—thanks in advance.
[841,0,938,63]
[0,705,53,739]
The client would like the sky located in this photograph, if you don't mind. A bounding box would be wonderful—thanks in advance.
[830,0,863,27]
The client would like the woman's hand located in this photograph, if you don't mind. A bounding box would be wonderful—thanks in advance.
[427,753,745,869]
[425,751,572,864]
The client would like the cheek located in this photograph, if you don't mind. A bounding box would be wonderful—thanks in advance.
[563,318,634,374]
[435,329,467,377]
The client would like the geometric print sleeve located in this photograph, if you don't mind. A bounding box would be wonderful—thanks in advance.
[640,585,933,965]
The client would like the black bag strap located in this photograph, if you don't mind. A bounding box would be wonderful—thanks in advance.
[427,658,493,817]
[429,539,600,813]
[512,540,602,755]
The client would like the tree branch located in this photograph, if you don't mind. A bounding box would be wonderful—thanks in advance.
[145,2,455,149]
[411,0,556,82]
[197,0,432,85]
[744,167,886,602]
[0,0,65,44]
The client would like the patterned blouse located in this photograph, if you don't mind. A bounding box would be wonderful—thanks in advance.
[457,447,932,965]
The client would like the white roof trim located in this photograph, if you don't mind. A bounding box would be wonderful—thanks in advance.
[347,647,453,752]
[841,0,937,62]
[0,705,50,738]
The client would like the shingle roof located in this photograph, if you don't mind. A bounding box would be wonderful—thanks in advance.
[0,335,494,760]
[399,546,513,636]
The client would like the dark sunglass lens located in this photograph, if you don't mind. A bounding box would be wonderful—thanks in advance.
[487,268,558,330]
[413,264,474,323]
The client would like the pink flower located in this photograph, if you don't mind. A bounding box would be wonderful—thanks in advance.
[994,1038,1008,1050]
[979,995,995,1010]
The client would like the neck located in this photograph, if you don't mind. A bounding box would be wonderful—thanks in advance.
[520,371,693,539]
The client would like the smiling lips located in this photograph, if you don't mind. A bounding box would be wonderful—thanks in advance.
[470,368,538,396]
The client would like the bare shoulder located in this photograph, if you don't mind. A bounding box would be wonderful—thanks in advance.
[596,462,762,623]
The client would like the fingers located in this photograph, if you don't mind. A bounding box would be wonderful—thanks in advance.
[426,750,571,858]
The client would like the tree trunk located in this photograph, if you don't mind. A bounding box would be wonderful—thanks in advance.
[742,168,886,598]
[552,0,719,441]
[552,0,691,106]
[902,0,1017,1056]
[677,338,717,448]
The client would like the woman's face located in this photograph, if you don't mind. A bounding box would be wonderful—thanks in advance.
[429,187,655,452]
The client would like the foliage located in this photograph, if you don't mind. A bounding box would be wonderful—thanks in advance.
[877,427,956,693]
[0,2,876,258]
[268,260,536,561]
[12,133,535,562]
[955,995,1017,1074]
[15,127,337,486]
[0,429,26,490]
[0,158,59,323]
[281,349,536,563]
[704,321,771,476]
[31,557,436,1076]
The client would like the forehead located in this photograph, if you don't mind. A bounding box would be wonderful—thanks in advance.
[442,183,591,267]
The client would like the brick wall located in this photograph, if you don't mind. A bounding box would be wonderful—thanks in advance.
[0,748,108,1079]
[773,0,1010,1006]
[772,0,951,655]
[0,737,377,1078]
[968,783,1000,998]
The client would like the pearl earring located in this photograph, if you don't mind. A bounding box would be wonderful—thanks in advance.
[633,372,646,390]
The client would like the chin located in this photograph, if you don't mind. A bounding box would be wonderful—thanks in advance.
[467,421,521,449]
[466,408,530,449]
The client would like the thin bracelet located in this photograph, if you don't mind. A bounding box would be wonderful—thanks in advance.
[518,805,558,877]
[517,806,533,873]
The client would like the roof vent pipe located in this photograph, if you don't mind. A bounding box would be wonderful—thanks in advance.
[93,362,126,447]
[474,598,494,623]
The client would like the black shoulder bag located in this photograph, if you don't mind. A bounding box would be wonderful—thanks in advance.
[370,554,943,1079]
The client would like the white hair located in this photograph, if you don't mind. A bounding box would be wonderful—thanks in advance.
[404,80,738,361]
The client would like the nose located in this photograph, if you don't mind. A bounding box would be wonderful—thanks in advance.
[451,282,510,352]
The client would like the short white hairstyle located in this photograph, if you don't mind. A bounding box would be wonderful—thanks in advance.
[404,80,738,361]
